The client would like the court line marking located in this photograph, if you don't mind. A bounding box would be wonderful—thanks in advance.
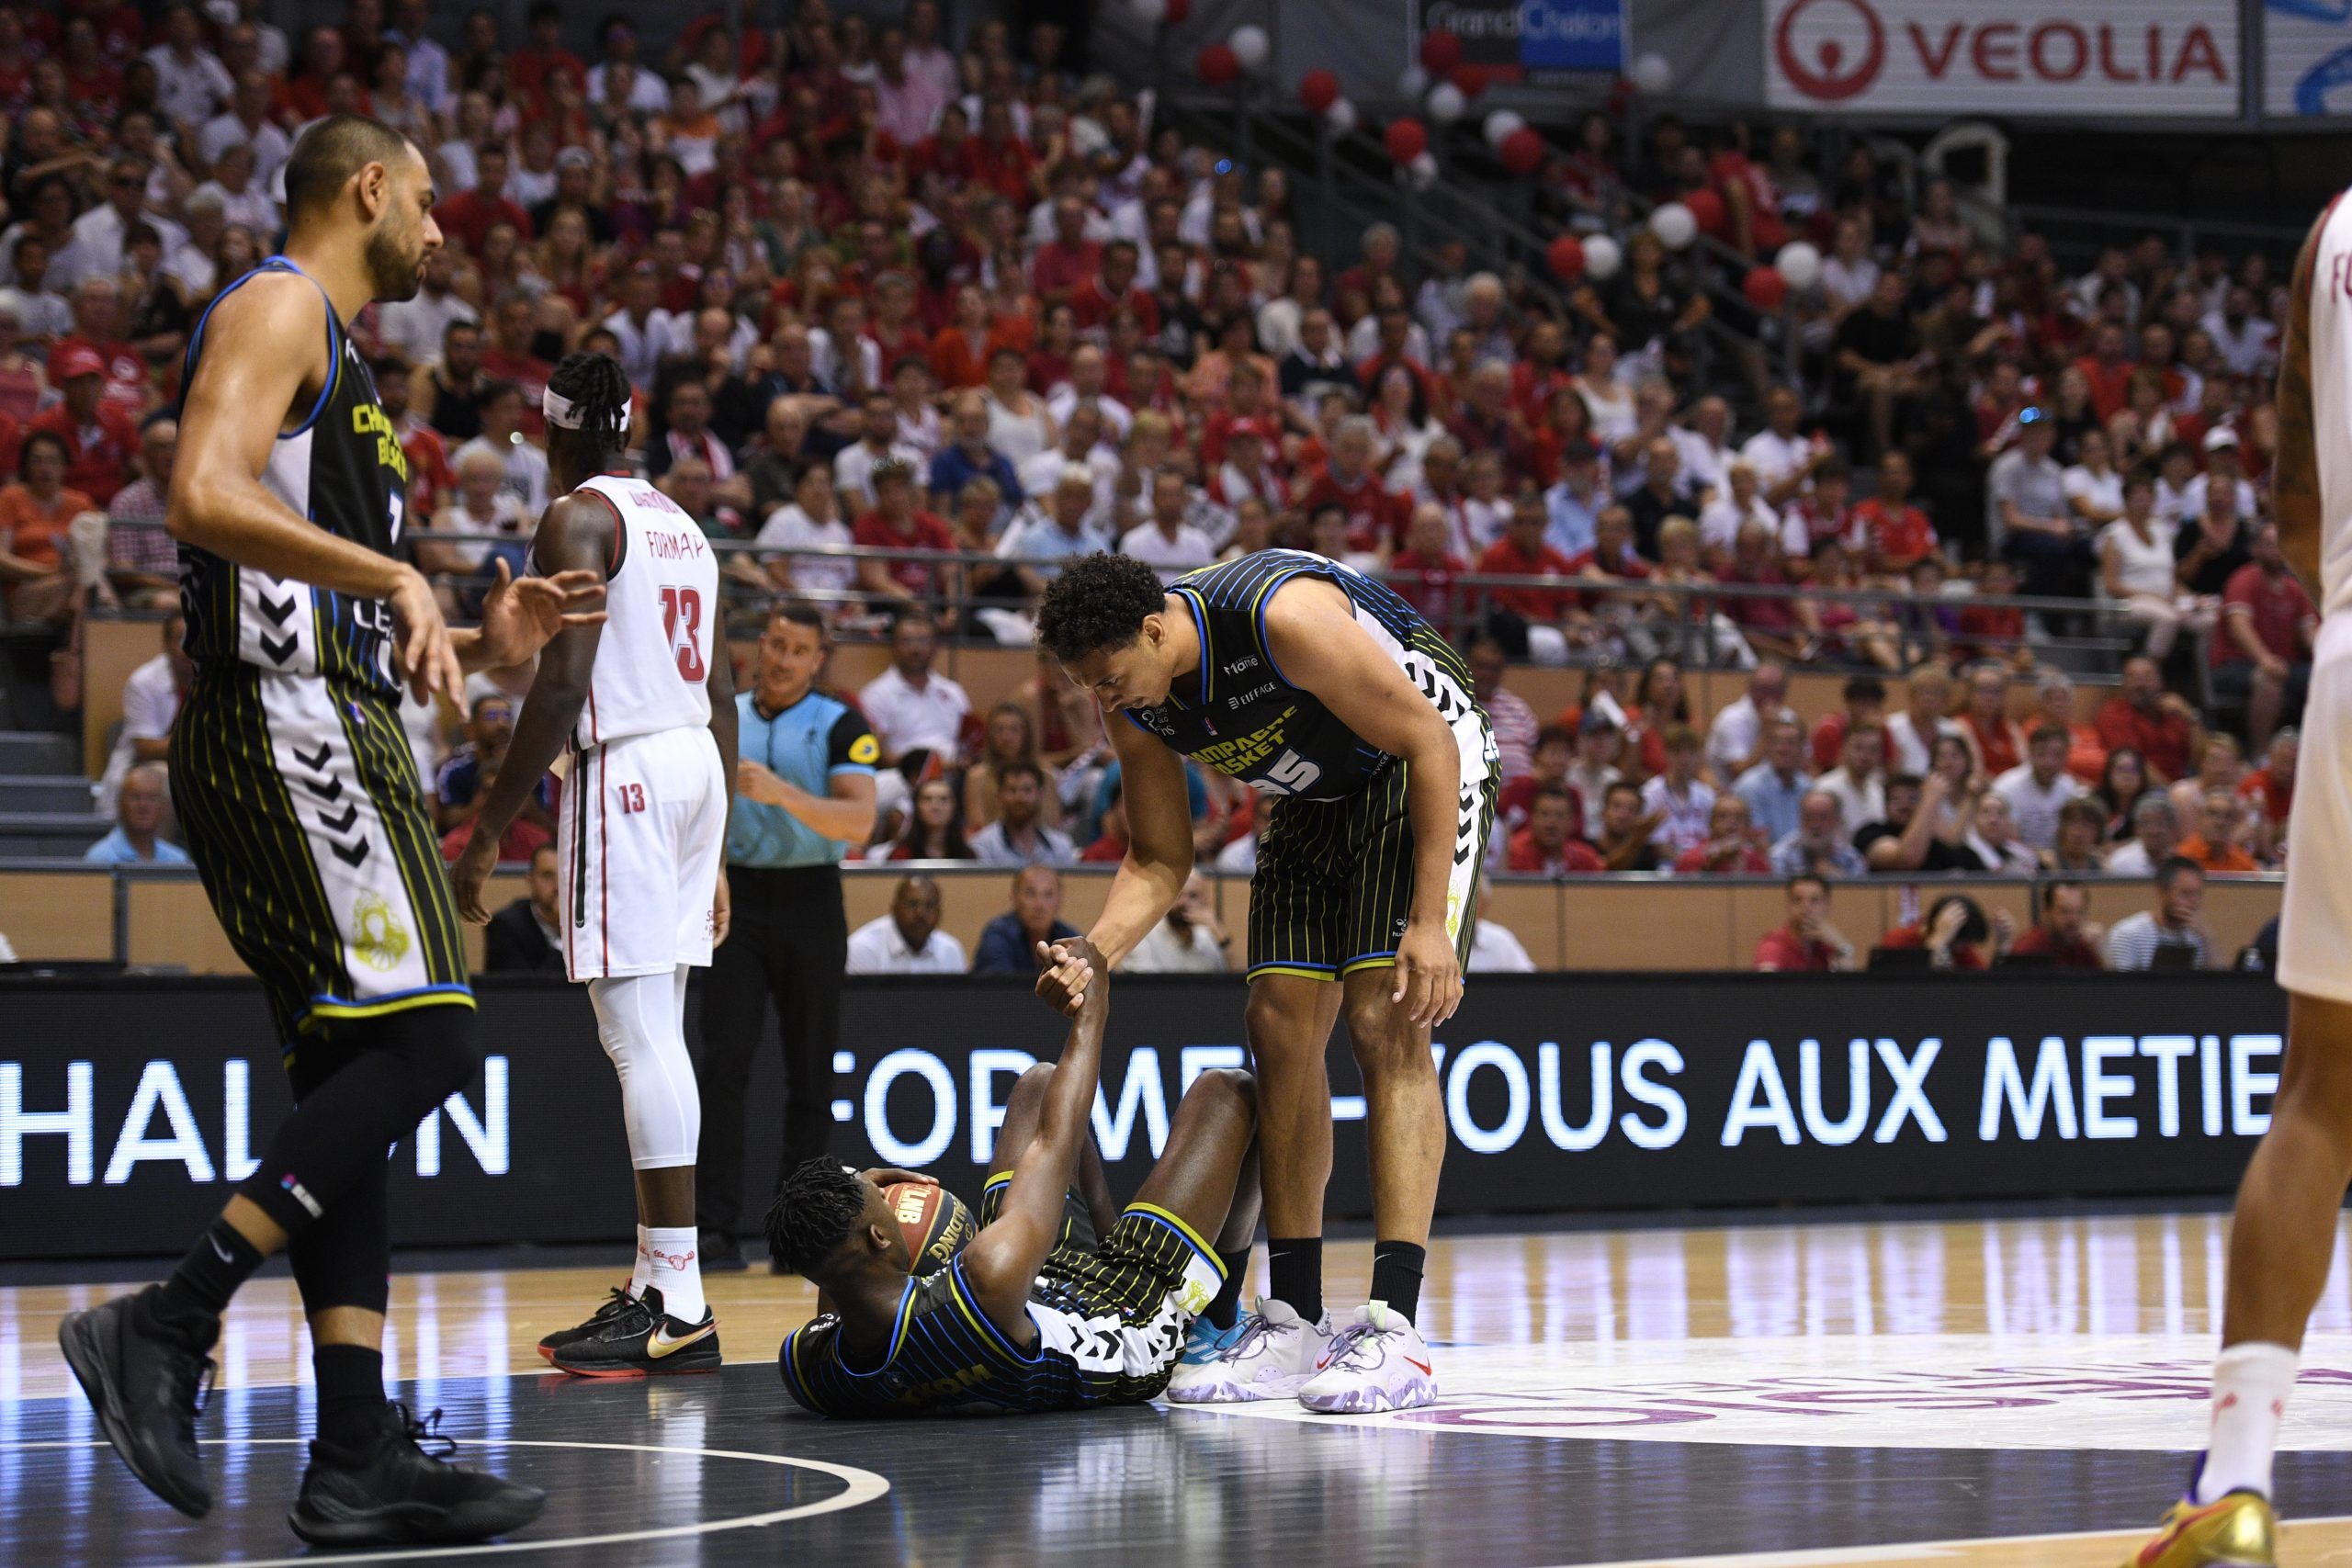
[1556,1512,2352,1566]
[0,1438,888,1566]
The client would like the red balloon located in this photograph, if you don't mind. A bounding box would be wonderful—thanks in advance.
[1298,69,1340,114]
[1196,42,1239,85]
[1500,126,1545,175]
[1383,118,1429,164]
[1547,234,1586,282]
[1742,266,1789,310]
[1164,0,1190,19]
[1450,62,1489,98]
[1420,29,1464,73]
[1684,186,1726,234]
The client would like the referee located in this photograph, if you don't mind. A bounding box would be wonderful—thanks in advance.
[697,604,879,1269]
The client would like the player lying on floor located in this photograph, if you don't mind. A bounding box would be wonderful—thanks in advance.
[768,940,1262,1416]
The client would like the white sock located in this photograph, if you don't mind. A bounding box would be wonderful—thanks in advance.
[628,1225,654,1299]
[643,1225,706,1325]
[2196,1341,2298,1503]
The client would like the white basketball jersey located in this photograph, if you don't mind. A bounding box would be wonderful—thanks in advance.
[568,472,718,750]
[2306,193,2352,622]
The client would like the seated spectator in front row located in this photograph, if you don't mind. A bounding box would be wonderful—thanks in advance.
[1880,894,2008,969]
[483,841,566,973]
[969,760,1077,867]
[1753,874,1857,972]
[1466,885,1537,973]
[1120,870,1229,973]
[1771,787,1866,877]
[972,865,1080,974]
[1673,794,1772,876]
[2106,857,2211,970]
[85,763,190,865]
[2007,881,2105,968]
[846,874,968,975]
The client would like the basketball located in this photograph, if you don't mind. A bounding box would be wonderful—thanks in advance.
[885,1181,977,1276]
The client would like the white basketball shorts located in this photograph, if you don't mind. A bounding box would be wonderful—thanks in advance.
[2280,615,2352,1004]
[556,726,727,982]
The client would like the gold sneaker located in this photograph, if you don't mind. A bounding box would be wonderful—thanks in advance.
[2121,1492,2276,1567]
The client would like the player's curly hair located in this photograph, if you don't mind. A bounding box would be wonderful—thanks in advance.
[1035,551,1167,664]
[765,1158,867,1278]
[545,350,633,456]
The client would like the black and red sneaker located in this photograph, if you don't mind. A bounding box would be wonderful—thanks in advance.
[535,1286,639,1364]
[548,1287,720,1378]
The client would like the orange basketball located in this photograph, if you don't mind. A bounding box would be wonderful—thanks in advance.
[884,1181,976,1276]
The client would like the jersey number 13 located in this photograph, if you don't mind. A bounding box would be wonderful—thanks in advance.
[659,586,707,682]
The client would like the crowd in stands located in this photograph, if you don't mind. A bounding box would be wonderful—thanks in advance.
[1,0,2309,975]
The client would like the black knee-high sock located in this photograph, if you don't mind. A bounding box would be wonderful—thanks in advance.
[1265,1237,1322,1323]
[147,1217,263,1339]
[1206,1248,1251,1330]
[1370,1240,1427,1325]
[313,1343,387,1452]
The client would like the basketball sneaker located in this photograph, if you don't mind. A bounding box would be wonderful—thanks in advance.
[2118,1490,2276,1566]
[1296,1301,1439,1414]
[535,1286,639,1363]
[1162,1297,1333,1404]
[288,1402,545,1547]
[56,1285,217,1517]
[548,1286,721,1378]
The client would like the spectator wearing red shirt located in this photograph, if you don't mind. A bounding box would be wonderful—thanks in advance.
[2095,654,2201,784]
[1673,794,1773,875]
[1564,504,1654,613]
[1753,874,1854,971]
[970,100,1036,203]
[1028,197,1101,305]
[1881,896,1996,969]
[1715,520,1816,663]
[433,145,534,256]
[1069,241,1157,336]
[503,2,586,104]
[1809,675,1889,773]
[2240,728,2297,847]
[1388,502,1466,631]
[910,105,984,187]
[1505,785,1604,876]
[1852,452,1937,576]
[2213,523,2316,753]
[1297,416,1401,553]
[30,346,139,504]
[1957,663,2028,778]
[1476,492,1584,639]
[2006,883,2106,968]
[853,457,958,606]
[1497,725,1579,841]
[2075,321,2136,423]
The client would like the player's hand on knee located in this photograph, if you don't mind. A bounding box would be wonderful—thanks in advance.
[1393,919,1463,1030]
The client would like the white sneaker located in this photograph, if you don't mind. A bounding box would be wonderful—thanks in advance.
[1162,1298,1335,1404]
[1296,1302,1438,1413]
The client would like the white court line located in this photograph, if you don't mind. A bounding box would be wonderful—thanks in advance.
[1558,1513,2352,1566]
[0,1438,888,1566]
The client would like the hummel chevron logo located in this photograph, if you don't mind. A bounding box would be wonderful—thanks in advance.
[259,632,298,665]
[258,592,297,626]
[297,773,343,802]
[329,838,369,867]
[318,803,359,835]
[294,743,332,772]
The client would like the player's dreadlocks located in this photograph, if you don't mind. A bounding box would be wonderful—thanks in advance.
[1035,551,1167,664]
[765,1158,868,1277]
[543,350,633,458]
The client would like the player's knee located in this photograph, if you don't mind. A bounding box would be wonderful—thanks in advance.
[1344,995,1428,1077]
[1191,1066,1257,1116]
[1011,1062,1057,1105]
[1243,981,1318,1045]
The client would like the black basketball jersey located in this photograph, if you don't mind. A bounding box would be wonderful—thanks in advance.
[179,256,412,696]
[1127,550,1483,801]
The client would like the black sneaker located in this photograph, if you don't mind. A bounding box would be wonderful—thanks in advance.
[57,1285,216,1517]
[548,1286,720,1378]
[700,1229,746,1273]
[535,1286,639,1363]
[288,1402,545,1548]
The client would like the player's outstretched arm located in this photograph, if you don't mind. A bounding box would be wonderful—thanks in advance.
[1264,578,1468,1028]
[450,494,611,924]
[964,939,1111,1332]
[454,557,608,674]
[1036,716,1190,1015]
[171,273,459,701]
[2277,208,2326,593]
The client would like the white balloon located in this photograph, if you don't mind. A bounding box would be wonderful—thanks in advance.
[1483,109,1526,149]
[1407,152,1439,190]
[1775,240,1824,290]
[1425,82,1467,124]
[1630,51,1673,94]
[1324,96,1357,134]
[1582,233,1623,281]
[1129,0,1166,23]
[1397,64,1430,97]
[1228,24,1270,69]
[1650,202,1697,250]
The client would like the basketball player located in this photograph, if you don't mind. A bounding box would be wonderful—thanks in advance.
[58,118,599,1544]
[1032,550,1496,1413]
[451,351,736,1377]
[771,939,1266,1416]
[2128,204,2346,1567]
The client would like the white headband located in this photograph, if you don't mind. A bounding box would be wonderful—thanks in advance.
[542,387,584,430]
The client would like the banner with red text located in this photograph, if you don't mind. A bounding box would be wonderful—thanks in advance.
[1764,0,2240,117]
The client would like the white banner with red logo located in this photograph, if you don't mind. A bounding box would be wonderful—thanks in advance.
[1764,0,2240,117]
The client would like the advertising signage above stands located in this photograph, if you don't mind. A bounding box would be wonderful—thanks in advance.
[1765,0,2241,118]
[1417,0,1630,84]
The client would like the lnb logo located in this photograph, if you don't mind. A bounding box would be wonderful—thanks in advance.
[1775,0,1887,101]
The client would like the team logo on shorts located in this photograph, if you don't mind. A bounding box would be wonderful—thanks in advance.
[1445,890,1464,940]
[351,890,413,972]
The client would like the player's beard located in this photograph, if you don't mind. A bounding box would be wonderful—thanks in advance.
[365,213,424,303]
